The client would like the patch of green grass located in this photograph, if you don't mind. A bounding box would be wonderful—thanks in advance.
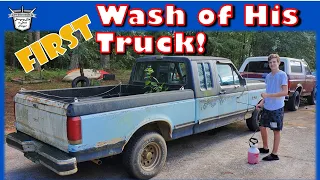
[41,69,67,80]
[5,66,24,81]
[5,66,67,82]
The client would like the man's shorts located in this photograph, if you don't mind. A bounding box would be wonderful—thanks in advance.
[259,107,284,131]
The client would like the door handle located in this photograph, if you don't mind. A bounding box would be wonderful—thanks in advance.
[234,85,240,88]
[219,89,226,94]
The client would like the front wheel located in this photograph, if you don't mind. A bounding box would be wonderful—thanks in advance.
[122,131,167,180]
[288,91,300,111]
[307,87,316,105]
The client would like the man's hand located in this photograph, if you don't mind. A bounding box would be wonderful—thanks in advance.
[261,92,270,98]
[256,98,265,110]
[256,103,263,110]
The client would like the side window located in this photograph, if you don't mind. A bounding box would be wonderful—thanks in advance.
[204,63,213,88]
[197,63,206,90]
[217,63,240,86]
[197,63,213,90]
[290,61,303,73]
[302,63,312,75]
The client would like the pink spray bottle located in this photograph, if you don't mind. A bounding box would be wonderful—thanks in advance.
[248,137,259,164]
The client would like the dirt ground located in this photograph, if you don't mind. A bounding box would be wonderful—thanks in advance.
[4,78,315,179]
[5,104,315,179]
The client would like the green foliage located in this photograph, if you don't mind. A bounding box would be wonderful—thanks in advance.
[41,69,67,80]
[90,79,101,86]
[144,67,168,93]
[4,31,316,72]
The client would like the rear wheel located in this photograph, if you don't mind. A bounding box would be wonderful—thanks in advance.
[307,87,316,105]
[122,131,167,180]
[288,91,300,111]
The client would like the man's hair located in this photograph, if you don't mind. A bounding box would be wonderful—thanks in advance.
[268,54,280,62]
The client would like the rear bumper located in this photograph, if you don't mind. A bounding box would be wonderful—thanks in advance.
[6,132,77,176]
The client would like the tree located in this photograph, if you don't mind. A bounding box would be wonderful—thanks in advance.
[4,31,316,71]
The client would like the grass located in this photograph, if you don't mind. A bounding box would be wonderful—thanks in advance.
[5,66,67,82]
[5,66,132,84]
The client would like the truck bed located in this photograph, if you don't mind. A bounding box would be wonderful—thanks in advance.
[18,84,192,116]
[19,84,146,103]
[14,84,194,152]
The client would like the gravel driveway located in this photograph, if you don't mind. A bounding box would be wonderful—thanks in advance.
[5,105,315,180]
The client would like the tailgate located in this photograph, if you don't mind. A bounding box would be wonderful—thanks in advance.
[14,93,70,153]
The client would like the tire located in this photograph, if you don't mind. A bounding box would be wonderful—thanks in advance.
[287,91,300,111]
[307,87,316,105]
[103,74,116,80]
[246,108,262,132]
[71,76,90,88]
[122,131,167,180]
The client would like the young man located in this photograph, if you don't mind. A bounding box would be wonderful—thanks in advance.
[256,54,288,161]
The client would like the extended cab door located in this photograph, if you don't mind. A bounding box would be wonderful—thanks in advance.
[215,62,249,116]
[193,61,220,124]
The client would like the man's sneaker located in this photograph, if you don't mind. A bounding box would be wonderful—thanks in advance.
[259,148,269,153]
[262,153,279,161]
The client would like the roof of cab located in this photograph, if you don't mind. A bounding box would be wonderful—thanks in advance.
[245,56,305,62]
[136,55,231,62]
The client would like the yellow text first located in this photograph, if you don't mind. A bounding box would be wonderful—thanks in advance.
[15,14,93,73]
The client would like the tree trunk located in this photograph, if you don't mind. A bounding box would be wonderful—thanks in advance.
[240,33,246,65]
[69,31,82,70]
[34,31,41,78]
[11,32,16,68]
[79,61,85,86]
[69,53,79,70]
[100,54,110,69]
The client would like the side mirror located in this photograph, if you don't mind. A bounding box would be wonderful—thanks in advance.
[240,78,247,86]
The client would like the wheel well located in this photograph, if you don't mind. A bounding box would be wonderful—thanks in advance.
[130,121,172,141]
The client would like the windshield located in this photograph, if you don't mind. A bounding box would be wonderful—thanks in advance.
[132,61,187,85]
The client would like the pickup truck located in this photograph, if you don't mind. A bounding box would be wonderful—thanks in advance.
[239,56,316,111]
[6,56,265,179]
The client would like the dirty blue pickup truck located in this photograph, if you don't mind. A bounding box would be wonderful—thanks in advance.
[6,56,265,179]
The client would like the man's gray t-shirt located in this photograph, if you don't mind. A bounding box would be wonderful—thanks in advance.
[264,70,288,111]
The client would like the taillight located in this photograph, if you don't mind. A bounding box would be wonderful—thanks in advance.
[67,116,82,145]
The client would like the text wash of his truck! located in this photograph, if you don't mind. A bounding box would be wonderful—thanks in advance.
[6,56,266,179]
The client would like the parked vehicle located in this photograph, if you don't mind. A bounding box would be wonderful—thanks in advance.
[6,56,265,179]
[239,56,316,111]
